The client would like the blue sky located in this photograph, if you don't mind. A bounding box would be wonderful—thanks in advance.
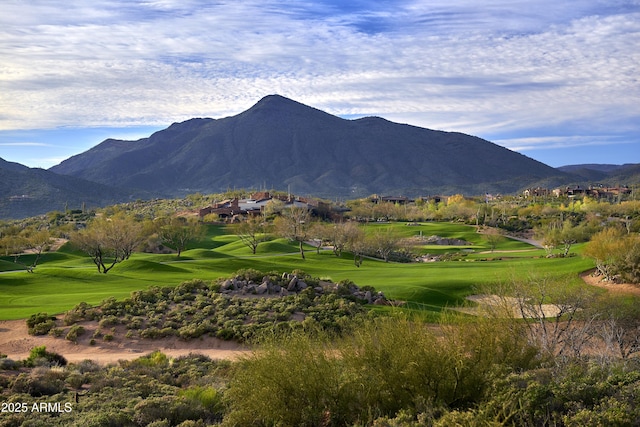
[1,0,638,169]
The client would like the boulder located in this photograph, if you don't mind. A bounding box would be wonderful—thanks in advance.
[287,277,298,291]
[256,282,268,295]
[221,280,234,291]
[364,290,373,304]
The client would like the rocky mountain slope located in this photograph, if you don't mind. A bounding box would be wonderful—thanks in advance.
[50,95,567,198]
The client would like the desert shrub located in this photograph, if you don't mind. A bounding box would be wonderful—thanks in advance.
[65,324,86,342]
[49,327,64,337]
[11,367,66,396]
[23,345,67,367]
[0,357,19,370]
[584,227,640,282]
[126,316,145,330]
[103,333,114,342]
[224,314,543,426]
[133,395,211,426]
[98,315,120,328]
[64,301,98,324]
[66,370,86,389]
[26,312,56,335]
[100,296,126,316]
[175,279,210,295]
[224,330,342,427]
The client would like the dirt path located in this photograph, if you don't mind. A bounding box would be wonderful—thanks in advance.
[580,269,640,295]
[0,319,250,365]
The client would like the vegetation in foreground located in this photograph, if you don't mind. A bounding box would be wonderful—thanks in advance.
[2,299,640,426]
[0,192,639,425]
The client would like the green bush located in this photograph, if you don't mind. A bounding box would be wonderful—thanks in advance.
[23,345,67,367]
[26,312,56,335]
[65,324,86,343]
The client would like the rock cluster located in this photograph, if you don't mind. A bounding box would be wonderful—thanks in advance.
[219,272,390,305]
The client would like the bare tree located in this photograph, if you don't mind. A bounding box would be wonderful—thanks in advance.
[483,227,503,253]
[370,229,398,262]
[0,227,52,273]
[345,225,368,267]
[511,272,599,362]
[274,207,311,259]
[595,294,640,360]
[234,216,268,254]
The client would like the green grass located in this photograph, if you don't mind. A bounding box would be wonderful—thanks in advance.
[0,222,596,320]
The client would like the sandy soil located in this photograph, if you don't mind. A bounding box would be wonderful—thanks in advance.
[0,319,249,365]
[463,269,640,317]
[463,294,562,318]
[580,269,640,295]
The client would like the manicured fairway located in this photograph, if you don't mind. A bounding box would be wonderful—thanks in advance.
[0,223,595,320]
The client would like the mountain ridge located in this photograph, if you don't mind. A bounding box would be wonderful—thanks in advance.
[50,94,567,198]
[0,158,142,219]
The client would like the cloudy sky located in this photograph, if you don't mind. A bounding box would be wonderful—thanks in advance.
[1,0,638,169]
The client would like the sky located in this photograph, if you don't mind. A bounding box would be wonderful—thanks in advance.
[0,0,639,169]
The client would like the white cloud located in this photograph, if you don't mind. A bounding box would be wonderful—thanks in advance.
[0,0,638,163]
[0,142,50,147]
[494,135,636,151]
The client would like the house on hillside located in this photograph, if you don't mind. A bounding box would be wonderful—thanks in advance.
[198,192,321,221]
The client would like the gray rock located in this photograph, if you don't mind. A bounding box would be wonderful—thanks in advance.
[256,282,268,295]
[364,290,372,304]
[287,277,298,291]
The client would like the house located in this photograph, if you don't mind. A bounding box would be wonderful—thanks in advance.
[198,192,321,221]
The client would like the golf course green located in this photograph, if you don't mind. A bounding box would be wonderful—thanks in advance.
[0,222,595,320]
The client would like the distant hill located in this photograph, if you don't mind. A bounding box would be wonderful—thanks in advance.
[557,163,640,185]
[50,95,568,198]
[0,158,140,219]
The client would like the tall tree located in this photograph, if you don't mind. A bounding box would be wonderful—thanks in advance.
[370,229,398,262]
[0,227,52,272]
[72,216,144,273]
[234,216,268,254]
[274,206,311,259]
[345,225,368,267]
[159,217,205,257]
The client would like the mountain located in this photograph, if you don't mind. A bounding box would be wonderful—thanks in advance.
[0,158,139,219]
[557,163,640,185]
[51,95,568,198]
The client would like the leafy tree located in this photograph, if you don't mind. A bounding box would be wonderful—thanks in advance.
[274,206,311,259]
[233,216,268,254]
[483,227,503,252]
[327,221,359,257]
[72,215,144,273]
[584,227,629,281]
[345,224,368,267]
[159,216,205,257]
[370,229,398,262]
[0,227,52,272]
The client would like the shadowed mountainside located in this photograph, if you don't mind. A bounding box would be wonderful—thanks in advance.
[50,95,569,198]
[0,158,141,219]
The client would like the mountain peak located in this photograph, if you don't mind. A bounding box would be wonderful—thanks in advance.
[244,94,339,124]
[249,94,311,112]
